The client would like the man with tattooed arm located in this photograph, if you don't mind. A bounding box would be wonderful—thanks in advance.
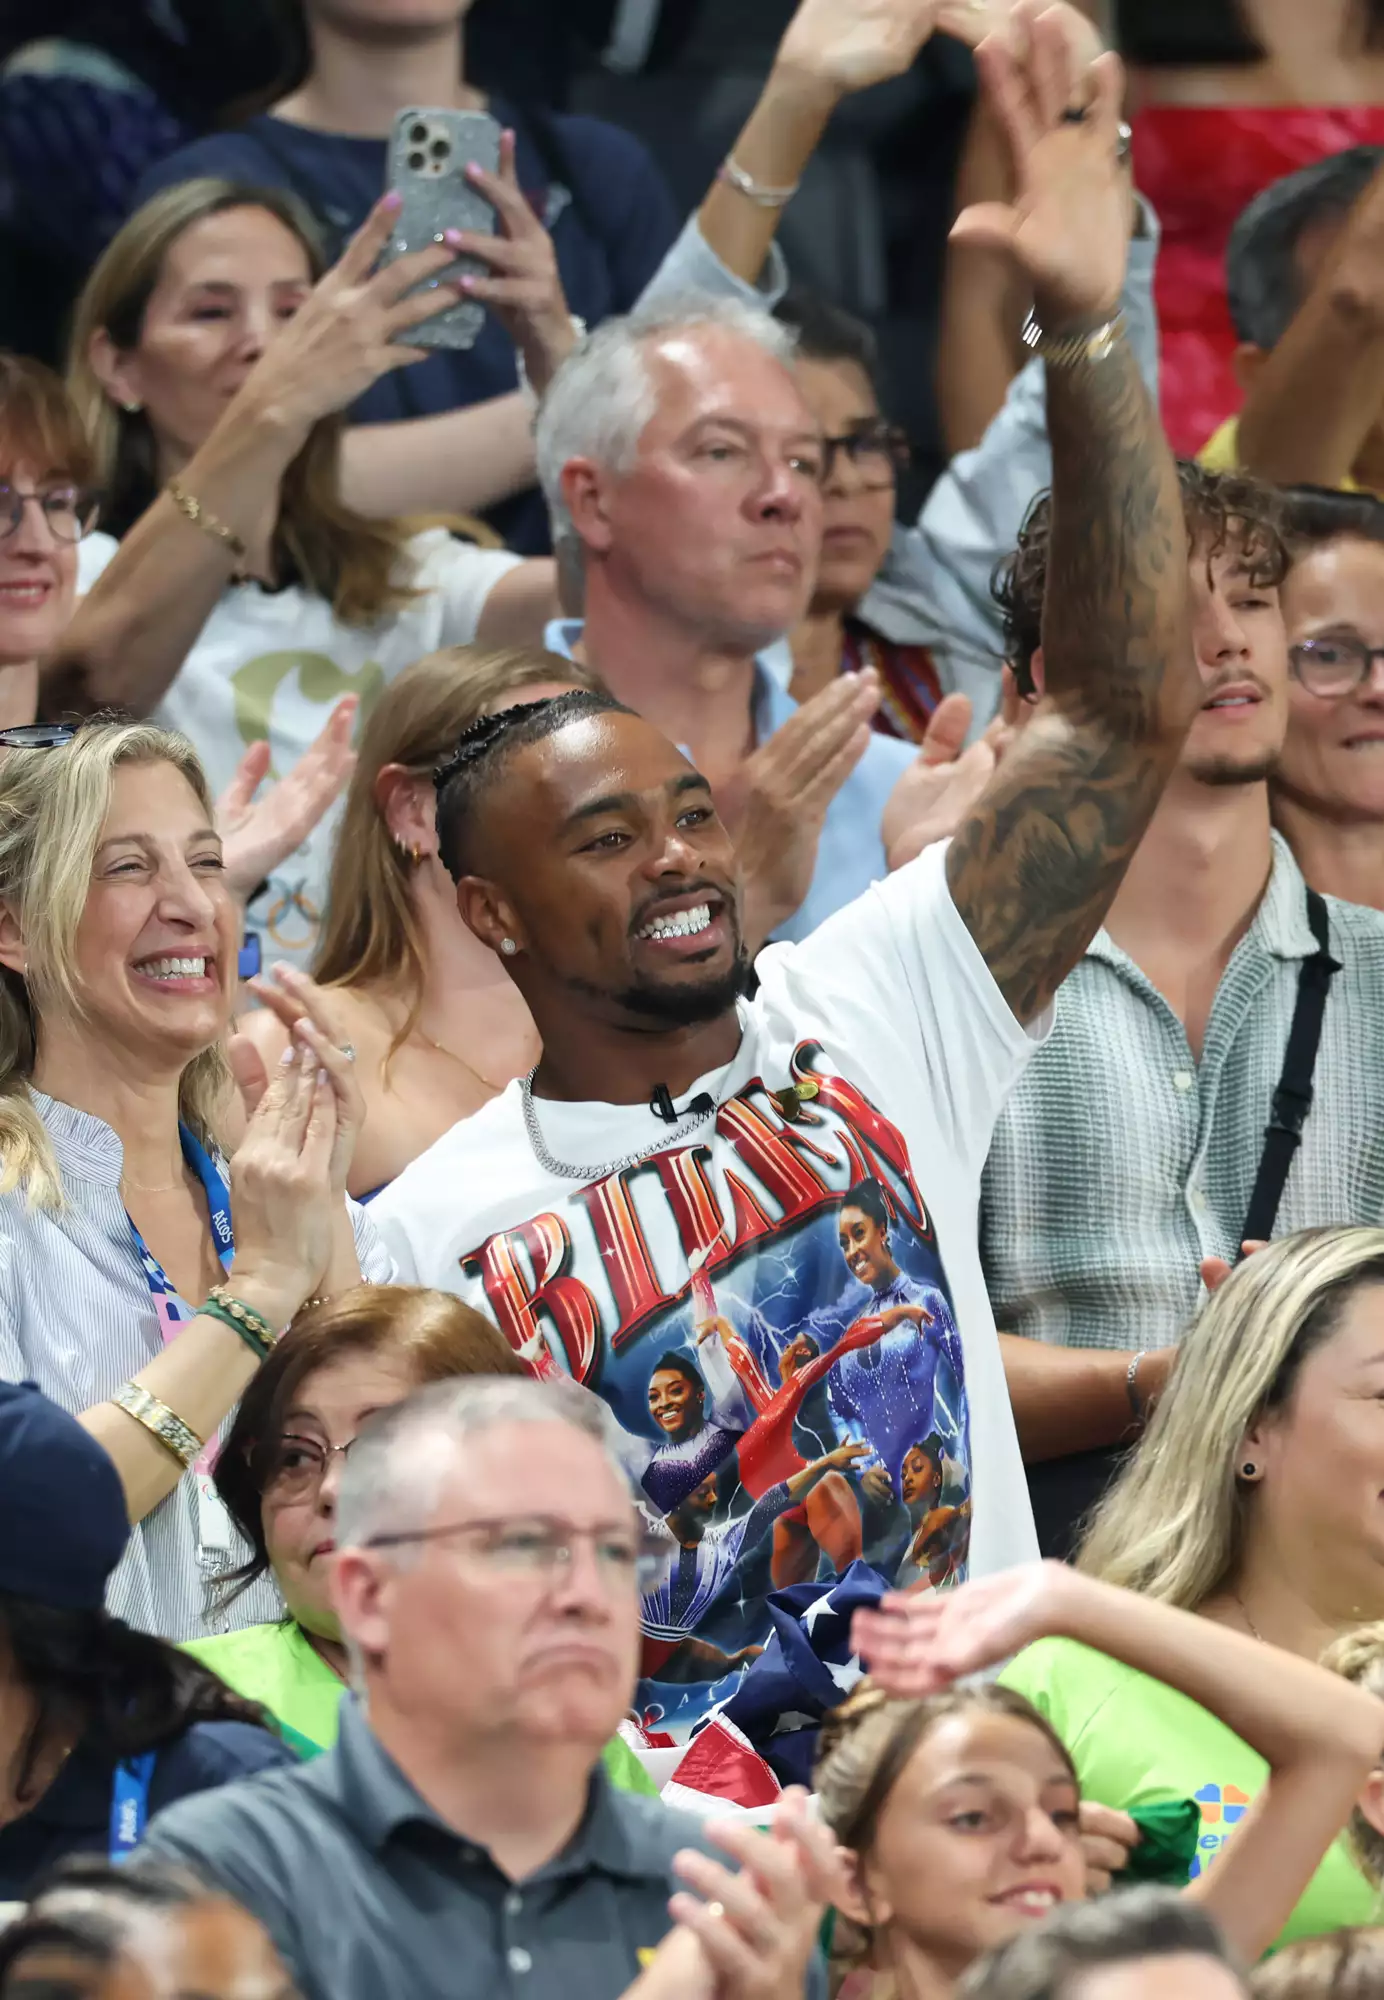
[370,0,1195,1730]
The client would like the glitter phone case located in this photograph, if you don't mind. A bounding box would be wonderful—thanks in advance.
[383,107,503,351]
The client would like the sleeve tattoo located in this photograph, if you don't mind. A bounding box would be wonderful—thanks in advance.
[945,335,1194,1024]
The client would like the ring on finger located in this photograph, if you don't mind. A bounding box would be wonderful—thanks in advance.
[338,1042,357,1063]
[705,1903,725,1922]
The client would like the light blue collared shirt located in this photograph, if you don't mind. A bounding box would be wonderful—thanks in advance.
[544,619,916,944]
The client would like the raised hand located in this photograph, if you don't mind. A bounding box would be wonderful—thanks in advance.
[450,129,578,397]
[237,193,474,441]
[724,669,881,948]
[774,0,948,101]
[850,1559,1077,1695]
[216,697,358,906]
[952,0,1127,326]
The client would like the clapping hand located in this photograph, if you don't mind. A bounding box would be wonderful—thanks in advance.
[224,1038,342,1327]
[951,0,1128,327]
[230,965,365,1198]
[670,1790,845,1999]
[882,692,1019,869]
[216,697,358,906]
[724,669,881,948]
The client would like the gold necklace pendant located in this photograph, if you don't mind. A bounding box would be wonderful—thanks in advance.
[770,1080,820,1123]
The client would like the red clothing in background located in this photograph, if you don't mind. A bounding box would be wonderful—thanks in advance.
[1131,104,1384,455]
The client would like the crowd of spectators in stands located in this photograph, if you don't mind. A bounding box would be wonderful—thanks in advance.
[4,3,1384,1999]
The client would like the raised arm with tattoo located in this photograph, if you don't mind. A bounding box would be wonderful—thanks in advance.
[942,2,1195,1025]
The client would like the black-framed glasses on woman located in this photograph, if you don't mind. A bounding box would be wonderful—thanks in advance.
[1289,635,1384,698]
[0,482,101,545]
[819,420,911,488]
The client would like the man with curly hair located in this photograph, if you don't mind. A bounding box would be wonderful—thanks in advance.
[978,459,1384,1554]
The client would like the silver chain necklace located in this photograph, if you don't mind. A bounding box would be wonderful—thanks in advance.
[520,1067,719,1181]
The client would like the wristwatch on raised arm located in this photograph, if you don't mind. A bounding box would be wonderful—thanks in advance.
[1020,307,1127,368]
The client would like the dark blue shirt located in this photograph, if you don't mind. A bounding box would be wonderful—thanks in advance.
[0,1720,297,1900]
[132,98,681,552]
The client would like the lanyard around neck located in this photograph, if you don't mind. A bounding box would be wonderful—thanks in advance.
[126,1122,234,1328]
[109,1751,157,1861]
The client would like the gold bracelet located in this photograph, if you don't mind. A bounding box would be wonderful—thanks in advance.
[111,1382,203,1469]
[206,1284,279,1352]
[166,480,249,565]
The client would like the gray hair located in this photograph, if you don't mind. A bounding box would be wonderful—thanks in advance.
[333,1375,630,1558]
[534,294,800,550]
[957,1888,1243,2000]
[1228,145,1384,348]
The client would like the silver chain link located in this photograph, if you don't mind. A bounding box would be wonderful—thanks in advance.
[519,1068,719,1182]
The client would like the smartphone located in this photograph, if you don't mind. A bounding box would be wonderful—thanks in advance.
[383,107,503,351]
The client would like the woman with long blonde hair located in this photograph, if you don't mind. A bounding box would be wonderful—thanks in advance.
[0,717,390,1640]
[994,1228,1384,1950]
[50,177,557,976]
[236,645,589,1198]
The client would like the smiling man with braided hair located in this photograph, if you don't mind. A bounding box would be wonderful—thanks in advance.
[371,1,1198,1740]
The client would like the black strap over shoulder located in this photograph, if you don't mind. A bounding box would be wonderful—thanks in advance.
[1240,888,1341,1253]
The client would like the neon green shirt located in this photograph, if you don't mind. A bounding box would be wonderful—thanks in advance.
[1000,1637,1381,1951]
[183,1621,658,1796]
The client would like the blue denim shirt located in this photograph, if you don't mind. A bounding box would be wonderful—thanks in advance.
[544,620,916,944]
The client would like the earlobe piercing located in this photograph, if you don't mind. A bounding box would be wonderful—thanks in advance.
[500,938,518,957]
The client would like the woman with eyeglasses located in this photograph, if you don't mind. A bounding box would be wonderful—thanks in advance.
[0,713,392,1643]
[0,347,366,932]
[1274,485,1384,911]
[181,1284,656,1800]
[774,291,945,747]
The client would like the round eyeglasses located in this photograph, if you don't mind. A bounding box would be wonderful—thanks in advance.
[0,483,101,545]
[1289,635,1384,698]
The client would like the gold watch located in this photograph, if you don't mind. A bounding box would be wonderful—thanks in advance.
[1020,307,1127,368]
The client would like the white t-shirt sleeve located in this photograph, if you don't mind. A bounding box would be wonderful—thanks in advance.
[77,530,120,595]
[407,530,525,647]
[759,840,1048,1182]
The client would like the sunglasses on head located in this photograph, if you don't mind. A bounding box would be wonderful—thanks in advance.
[0,725,77,750]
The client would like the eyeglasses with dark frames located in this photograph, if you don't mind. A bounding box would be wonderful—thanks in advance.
[362,1512,667,1590]
[1290,635,1384,698]
[819,421,911,487]
[0,483,101,545]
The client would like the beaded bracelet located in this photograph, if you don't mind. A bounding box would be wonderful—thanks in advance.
[112,1382,203,1469]
[201,1285,278,1362]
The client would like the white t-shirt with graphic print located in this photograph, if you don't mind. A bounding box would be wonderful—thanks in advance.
[77,529,522,974]
[371,842,1042,1736]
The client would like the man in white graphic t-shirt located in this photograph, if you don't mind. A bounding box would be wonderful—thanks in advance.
[370,11,1198,1735]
